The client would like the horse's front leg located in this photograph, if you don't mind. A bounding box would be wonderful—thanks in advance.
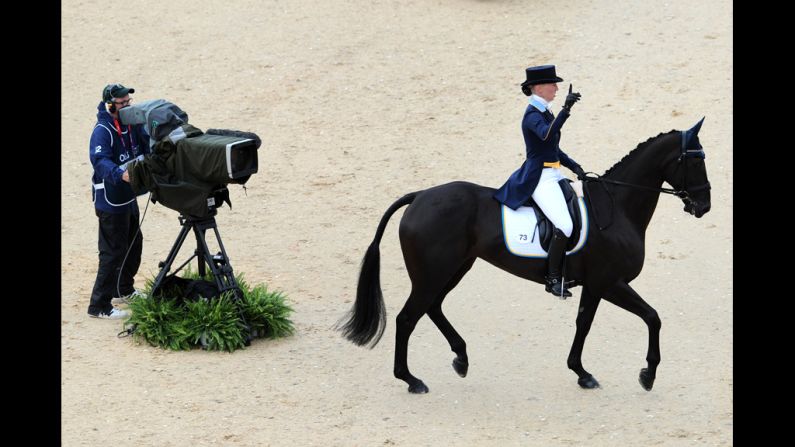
[603,281,661,391]
[567,286,602,389]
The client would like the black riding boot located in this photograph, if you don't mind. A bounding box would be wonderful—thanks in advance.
[545,228,572,298]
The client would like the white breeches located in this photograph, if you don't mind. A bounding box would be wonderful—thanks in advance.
[531,167,573,237]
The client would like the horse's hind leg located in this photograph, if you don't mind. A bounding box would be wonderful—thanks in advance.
[426,258,476,378]
[393,285,441,394]
[394,260,470,394]
[602,281,661,391]
[566,286,602,389]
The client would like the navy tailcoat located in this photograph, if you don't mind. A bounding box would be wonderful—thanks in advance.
[493,104,582,210]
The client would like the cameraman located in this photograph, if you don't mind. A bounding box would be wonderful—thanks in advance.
[87,84,150,319]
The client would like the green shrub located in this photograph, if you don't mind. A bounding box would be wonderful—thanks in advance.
[126,296,192,351]
[125,270,294,352]
[241,285,295,339]
[182,292,248,352]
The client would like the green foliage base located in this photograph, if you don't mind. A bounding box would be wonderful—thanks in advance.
[124,270,294,352]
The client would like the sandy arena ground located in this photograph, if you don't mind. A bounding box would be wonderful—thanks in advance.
[62,1,732,445]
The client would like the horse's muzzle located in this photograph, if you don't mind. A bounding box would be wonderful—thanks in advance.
[684,200,710,218]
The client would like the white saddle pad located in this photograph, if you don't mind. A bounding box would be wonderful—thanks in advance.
[501,197,589,258]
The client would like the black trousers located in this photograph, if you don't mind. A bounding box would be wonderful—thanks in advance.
[88,210,143,315]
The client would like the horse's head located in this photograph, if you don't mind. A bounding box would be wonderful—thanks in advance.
[663,118,711,218]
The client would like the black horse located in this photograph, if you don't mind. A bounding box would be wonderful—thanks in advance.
[339,119,711,393]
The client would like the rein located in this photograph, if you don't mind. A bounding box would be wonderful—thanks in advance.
[582,175,689,198]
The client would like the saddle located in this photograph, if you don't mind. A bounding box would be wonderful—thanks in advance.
[523,179,582,252]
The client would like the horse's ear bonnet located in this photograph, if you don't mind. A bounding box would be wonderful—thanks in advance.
[683,117,705,152]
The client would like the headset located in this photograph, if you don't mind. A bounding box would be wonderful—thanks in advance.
[103,83,123,113]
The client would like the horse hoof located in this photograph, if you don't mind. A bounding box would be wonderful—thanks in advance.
[638,368,655,391]
[408,381,429,394]
[452,357,468,377]
[577,375,600,389]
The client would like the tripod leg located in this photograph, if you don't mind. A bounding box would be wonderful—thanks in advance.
[151,222,193,297]
[193,226,208,278]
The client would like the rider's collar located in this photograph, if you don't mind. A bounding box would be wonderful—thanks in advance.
[529,94,549,112]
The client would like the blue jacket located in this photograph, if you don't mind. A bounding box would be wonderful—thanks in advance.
[89,102,150,213]
[493,103,582,210]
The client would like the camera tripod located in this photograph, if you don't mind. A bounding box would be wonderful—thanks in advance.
[150,207,251,345]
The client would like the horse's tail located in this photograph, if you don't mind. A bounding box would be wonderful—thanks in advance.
[338,192,419,347]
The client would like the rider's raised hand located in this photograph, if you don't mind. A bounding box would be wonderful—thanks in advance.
[563,84,581,111]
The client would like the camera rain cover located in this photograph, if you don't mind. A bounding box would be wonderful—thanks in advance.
[123,101,260,217]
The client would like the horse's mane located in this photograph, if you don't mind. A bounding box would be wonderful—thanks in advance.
[602,130,678,177]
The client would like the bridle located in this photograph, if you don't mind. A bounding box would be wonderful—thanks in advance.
[582,130,712,229]
[583,130,711,199]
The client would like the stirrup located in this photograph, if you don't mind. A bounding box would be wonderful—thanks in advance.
[545,277,572,298]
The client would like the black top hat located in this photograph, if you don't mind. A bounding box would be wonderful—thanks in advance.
[521,65,564,87]
[102,83,135,103]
